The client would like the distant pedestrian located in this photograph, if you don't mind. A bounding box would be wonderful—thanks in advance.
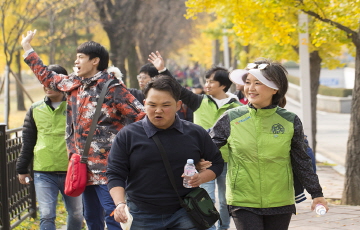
[177,99,194,122]
[210,60,329,230]
[191,83,205,95]
[128,63,172,104]
[21,30,145,230]
[230,69,248,105]
[16,64,83,230]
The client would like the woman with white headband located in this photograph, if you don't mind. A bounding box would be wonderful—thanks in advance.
[210,60,328,230]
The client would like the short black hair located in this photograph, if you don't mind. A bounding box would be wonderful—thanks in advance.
[48,64,68,75]
[205,66,232,92]
[76,41,109,71]
[46,64,67,92]
[143,75,181,101]
[139,63,158,78]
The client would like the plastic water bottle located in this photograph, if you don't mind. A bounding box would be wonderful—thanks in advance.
[183,159,197,188]
[315,204,326,215]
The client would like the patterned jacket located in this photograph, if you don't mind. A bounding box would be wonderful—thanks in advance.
[24,51,145,185]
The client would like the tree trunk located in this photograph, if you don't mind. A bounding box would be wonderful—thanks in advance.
[48,7,56,64]
[127,44,140,89]
[309,51,321,154]
[342,40,360,205]
[15,51,26,111]
[93,0,140,86]
[212,39,220,65]
[243,45,250,66]
[107,33,128,85]
[0,76,4,94]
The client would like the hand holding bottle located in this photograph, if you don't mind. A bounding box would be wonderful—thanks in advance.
[311,197,329,215]
[183,159,198,188]
[315,204,327,215]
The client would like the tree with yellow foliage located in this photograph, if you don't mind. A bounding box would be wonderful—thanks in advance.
[1,0,51,125]
[1,0,94,125]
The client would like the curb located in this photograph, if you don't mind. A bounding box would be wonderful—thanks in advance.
[316,152,345,176]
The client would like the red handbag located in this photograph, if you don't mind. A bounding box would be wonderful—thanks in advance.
[64,153,88,197]
[64,79,114,197]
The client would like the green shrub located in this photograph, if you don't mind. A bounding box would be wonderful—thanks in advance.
[318,85,353,97]
[287,74,300,85]
[283,61,299,68]
[287,75,352,97]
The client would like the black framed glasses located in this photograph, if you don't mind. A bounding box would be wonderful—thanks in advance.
[137,75,150,80]
[246,63,269,70]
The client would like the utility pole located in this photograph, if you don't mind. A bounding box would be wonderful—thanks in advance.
[298,13,313,149]
[223,18,230,69]
[223,34,230,69]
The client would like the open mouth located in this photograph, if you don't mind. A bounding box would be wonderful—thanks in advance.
[73,66,80,74]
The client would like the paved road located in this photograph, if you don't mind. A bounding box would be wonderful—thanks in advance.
[285,97,350,168]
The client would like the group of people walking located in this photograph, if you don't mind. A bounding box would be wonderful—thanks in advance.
[16,30,328,230]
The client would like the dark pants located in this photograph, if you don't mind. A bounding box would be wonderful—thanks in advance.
[231,209,292,230]
[82,185,121,230]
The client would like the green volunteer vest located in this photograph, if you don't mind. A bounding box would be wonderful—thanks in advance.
[226,105,295,208]
[194,95,241,162]
[32,100,68,171]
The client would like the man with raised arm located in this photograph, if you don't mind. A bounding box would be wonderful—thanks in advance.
[21,30,145,230]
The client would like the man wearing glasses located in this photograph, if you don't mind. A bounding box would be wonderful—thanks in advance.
[128,63,172,105]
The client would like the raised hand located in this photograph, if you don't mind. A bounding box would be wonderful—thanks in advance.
[21,29,37,51]
[148,51,165,71]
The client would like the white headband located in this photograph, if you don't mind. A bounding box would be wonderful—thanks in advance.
[248,69,279,90]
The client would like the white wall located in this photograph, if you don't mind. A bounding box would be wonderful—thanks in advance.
[287,67,355,89]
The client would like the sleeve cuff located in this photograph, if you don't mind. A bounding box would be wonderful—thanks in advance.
[158,67,167,73]
[311,192,324,199]
[23,48,34,58]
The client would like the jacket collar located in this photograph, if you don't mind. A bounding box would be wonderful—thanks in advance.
[248,103,278,117]
[44,96,66,110]
[142,114,184,138]
[80,71,107,88]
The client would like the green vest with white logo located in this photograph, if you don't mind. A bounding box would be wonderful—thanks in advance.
[32,100,68,171]
[226,105,295,208]
[194,95,241,162]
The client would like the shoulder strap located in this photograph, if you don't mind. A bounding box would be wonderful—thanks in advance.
[151,134,185,206]
[81,79,114,163]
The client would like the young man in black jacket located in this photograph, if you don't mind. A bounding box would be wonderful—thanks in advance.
[107,75,224,229]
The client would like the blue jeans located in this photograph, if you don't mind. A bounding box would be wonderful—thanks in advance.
[82,185,121,230]
[34,172,83,230]
[200,163,230,230]
[127,200,200,230]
